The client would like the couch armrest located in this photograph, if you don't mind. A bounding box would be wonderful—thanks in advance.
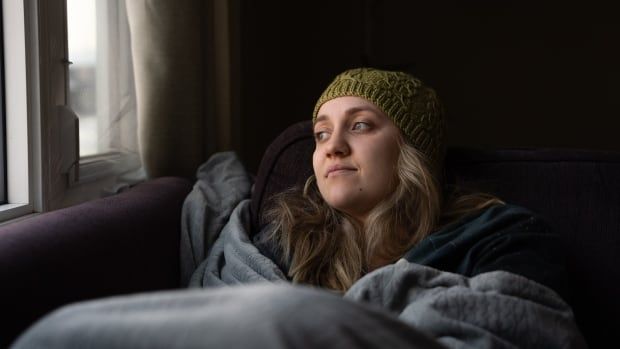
[0,177,193,346]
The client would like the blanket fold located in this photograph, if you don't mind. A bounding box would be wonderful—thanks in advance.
[345,260,586,348]
[180,151,252,285]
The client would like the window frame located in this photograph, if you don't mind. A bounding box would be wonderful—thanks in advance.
[0,0,138,223]
[0,1,8,204]
[39,0,138,211]
[0,0,40,223]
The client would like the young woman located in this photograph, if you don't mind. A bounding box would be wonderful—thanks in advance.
[12,68,584,349]
[258,67,567,298]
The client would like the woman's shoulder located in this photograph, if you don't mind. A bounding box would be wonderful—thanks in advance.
[442,203,551,234]
[405,203,551,260]
[420,203,555,251]
[404,203,569,301]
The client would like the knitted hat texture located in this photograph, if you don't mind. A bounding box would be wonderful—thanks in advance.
[313,67,445,168]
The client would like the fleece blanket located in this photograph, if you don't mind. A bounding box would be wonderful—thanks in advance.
[11,152,587,349]
[184,154,586,348]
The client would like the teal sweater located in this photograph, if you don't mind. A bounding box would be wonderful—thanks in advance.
[254,204,569,302]
[403,204,569,302]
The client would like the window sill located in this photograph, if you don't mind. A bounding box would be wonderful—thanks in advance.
[73,151,141,185]
[0,204,36,224]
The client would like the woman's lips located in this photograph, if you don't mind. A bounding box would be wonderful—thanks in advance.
[326,165,357,177]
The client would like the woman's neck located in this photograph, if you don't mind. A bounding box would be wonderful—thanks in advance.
[365,225,407,272]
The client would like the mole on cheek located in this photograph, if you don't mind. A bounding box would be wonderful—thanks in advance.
[359,188,363,191]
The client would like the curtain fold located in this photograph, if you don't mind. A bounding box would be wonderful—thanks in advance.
[125,0,207,179]
[102,0,141,180]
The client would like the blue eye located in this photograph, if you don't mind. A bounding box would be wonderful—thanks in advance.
[314,131,328,141]
[352,122,370,131]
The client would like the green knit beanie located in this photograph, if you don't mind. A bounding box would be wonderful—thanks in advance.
[313,67,445,168]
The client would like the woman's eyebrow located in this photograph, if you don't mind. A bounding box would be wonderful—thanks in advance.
[315,114,329,124]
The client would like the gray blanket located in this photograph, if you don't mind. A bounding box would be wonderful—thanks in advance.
[184,153,586,348]
[180,151,253,286]
[12,152,587,349]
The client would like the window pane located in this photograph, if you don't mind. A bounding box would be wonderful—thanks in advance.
[67,0,98,156]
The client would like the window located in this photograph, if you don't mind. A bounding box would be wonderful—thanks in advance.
[53,0,140,207]
[1,0,36,222]
[0,0,140,222]
[67,0,98,156]
[67,0,137,161]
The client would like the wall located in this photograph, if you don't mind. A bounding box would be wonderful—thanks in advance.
[238,0,365,172]
[238,0,620,173]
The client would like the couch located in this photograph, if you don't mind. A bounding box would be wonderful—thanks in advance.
[1,120,618,347]
[0,177,193,346]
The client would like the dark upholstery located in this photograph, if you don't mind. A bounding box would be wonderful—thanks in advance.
[0,177,193,347]
[250,120,620,349]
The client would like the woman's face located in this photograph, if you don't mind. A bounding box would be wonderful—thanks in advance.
[312,96,401,223]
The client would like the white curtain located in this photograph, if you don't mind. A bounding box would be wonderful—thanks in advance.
[98,0,143,182]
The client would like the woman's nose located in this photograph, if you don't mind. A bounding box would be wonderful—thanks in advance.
[325,131,350,157]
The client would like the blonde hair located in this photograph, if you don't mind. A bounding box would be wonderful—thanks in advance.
[264,137,504,293]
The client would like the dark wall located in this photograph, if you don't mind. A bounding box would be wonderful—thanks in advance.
[239,1,620,173]
[239,0,365,172]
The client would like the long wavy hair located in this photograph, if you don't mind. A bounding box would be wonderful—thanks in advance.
[264,135,504,292]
